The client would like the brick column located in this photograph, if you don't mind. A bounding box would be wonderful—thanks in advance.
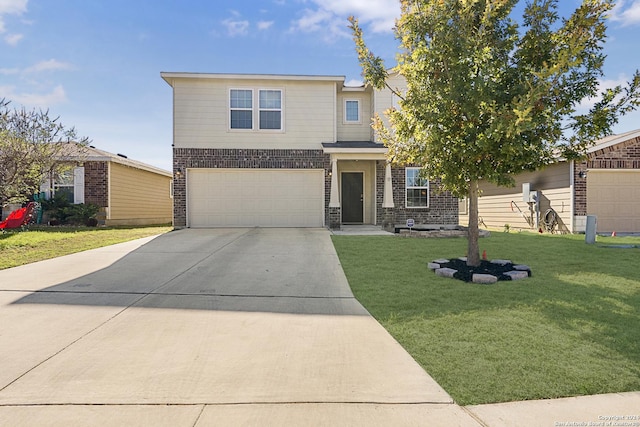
[329,207,341,229]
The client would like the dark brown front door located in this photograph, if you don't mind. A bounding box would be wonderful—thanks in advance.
[341,172,364,223]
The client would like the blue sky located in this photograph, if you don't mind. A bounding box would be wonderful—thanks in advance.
[1,0,639,171]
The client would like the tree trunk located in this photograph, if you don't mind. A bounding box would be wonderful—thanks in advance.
[467,179,481,267]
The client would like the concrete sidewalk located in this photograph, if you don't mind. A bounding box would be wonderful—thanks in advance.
[0,228,637,426]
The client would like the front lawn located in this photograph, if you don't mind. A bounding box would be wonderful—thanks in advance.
[0,225,172,270]
[331,232,640,405]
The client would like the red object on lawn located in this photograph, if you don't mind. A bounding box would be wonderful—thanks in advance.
[0,202,36,230]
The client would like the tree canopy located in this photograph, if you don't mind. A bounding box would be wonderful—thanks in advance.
[0,99,89,207]
[350,0,640,265]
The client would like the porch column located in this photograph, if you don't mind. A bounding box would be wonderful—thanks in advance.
[329,158,340,207]
[382,162,394,208]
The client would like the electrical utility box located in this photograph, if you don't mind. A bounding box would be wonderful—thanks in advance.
[522,183,538,203]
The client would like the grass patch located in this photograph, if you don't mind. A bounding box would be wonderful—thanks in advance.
[331,232,640,405]
[0,225,172,270]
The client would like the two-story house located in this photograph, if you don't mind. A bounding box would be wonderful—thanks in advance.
[161,72,458,229]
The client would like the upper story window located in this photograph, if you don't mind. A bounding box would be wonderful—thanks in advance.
[405,167,429,208]
[230,89,253,129]
[229,88,283,131]
[344,99,360,123]
[259,90,282,130]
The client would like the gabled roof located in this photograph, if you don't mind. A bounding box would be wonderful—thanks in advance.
[56,143,172,177]
[587,128,640,154]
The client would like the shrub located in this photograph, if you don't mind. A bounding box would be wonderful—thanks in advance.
[42,194,100,226]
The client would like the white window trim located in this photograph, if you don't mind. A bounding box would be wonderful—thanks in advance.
[229,88,254,131]
[228,87,285,132]
[405,167,429,209]
[344,99,361,124]
[258,88,284,131]
[45,166,85,204]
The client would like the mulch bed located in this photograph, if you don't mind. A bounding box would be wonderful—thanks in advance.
[437,258,532,282]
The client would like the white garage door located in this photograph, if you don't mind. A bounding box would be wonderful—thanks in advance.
[187,169,324,228]
[587,169,640,233]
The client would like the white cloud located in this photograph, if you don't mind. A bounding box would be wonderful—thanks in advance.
[4,32,22,45]
[578,75,631,110]
[0,84,67,107]
[222,18,250,36]
[290,0,399,40]
[0,0,27,46]
[0,67,19,74]
[345,78,364,87]
[257,20,274,30]
[25,59,73,73]
[610,0,640,26]
[291,8,336,33]
[0,0,28,15]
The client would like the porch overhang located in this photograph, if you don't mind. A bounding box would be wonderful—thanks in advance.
[323,142,394,211]
[321,141,388,159]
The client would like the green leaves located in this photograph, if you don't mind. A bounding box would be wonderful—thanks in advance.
[351,0,639,195]
[0,99,90,206]
[351,0,640,265]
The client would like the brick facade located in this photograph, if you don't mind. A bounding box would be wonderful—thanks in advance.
[375,162,458,227]
[173,149,459,229]
[573,160,588,216]
[84,161,109,207]
[173,148,331,227]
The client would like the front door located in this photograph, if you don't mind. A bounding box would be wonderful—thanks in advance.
[341,172,364,223]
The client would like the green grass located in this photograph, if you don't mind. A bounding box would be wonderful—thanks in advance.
[0,225,172,270]
[331,232,640,405]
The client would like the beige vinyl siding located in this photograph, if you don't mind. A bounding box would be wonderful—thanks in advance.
[107,162,172,225]
[173,78,336,149]
[337,92,372,141]
[459,163,572,232]
[372,73,407,143]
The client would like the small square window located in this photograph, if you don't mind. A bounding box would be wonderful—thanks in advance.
[345,100,360,122]
[231,110,253,129]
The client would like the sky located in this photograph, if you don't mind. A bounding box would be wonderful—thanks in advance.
[1,0,640,172]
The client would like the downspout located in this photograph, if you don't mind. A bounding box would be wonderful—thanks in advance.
[569,160,575,233]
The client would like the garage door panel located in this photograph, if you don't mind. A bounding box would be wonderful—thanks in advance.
[187,169,324,228]
[587,170,640,233]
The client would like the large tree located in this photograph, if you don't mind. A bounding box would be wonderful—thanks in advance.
[0,99,89,207]
[350,0,640,266]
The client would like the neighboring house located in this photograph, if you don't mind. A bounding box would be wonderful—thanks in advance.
[459,129,640,234]
[42,144,173,226]
[161,72,459,229]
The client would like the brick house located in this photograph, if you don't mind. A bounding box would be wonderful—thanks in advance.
[41,144,173,226]
[458,129,640,234]
[161,72,459,229]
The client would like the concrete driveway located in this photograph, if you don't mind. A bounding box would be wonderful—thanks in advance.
[0,228,480,426]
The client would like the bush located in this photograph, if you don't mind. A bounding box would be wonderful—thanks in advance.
[42,194,100,226]
[65,203,100,226]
